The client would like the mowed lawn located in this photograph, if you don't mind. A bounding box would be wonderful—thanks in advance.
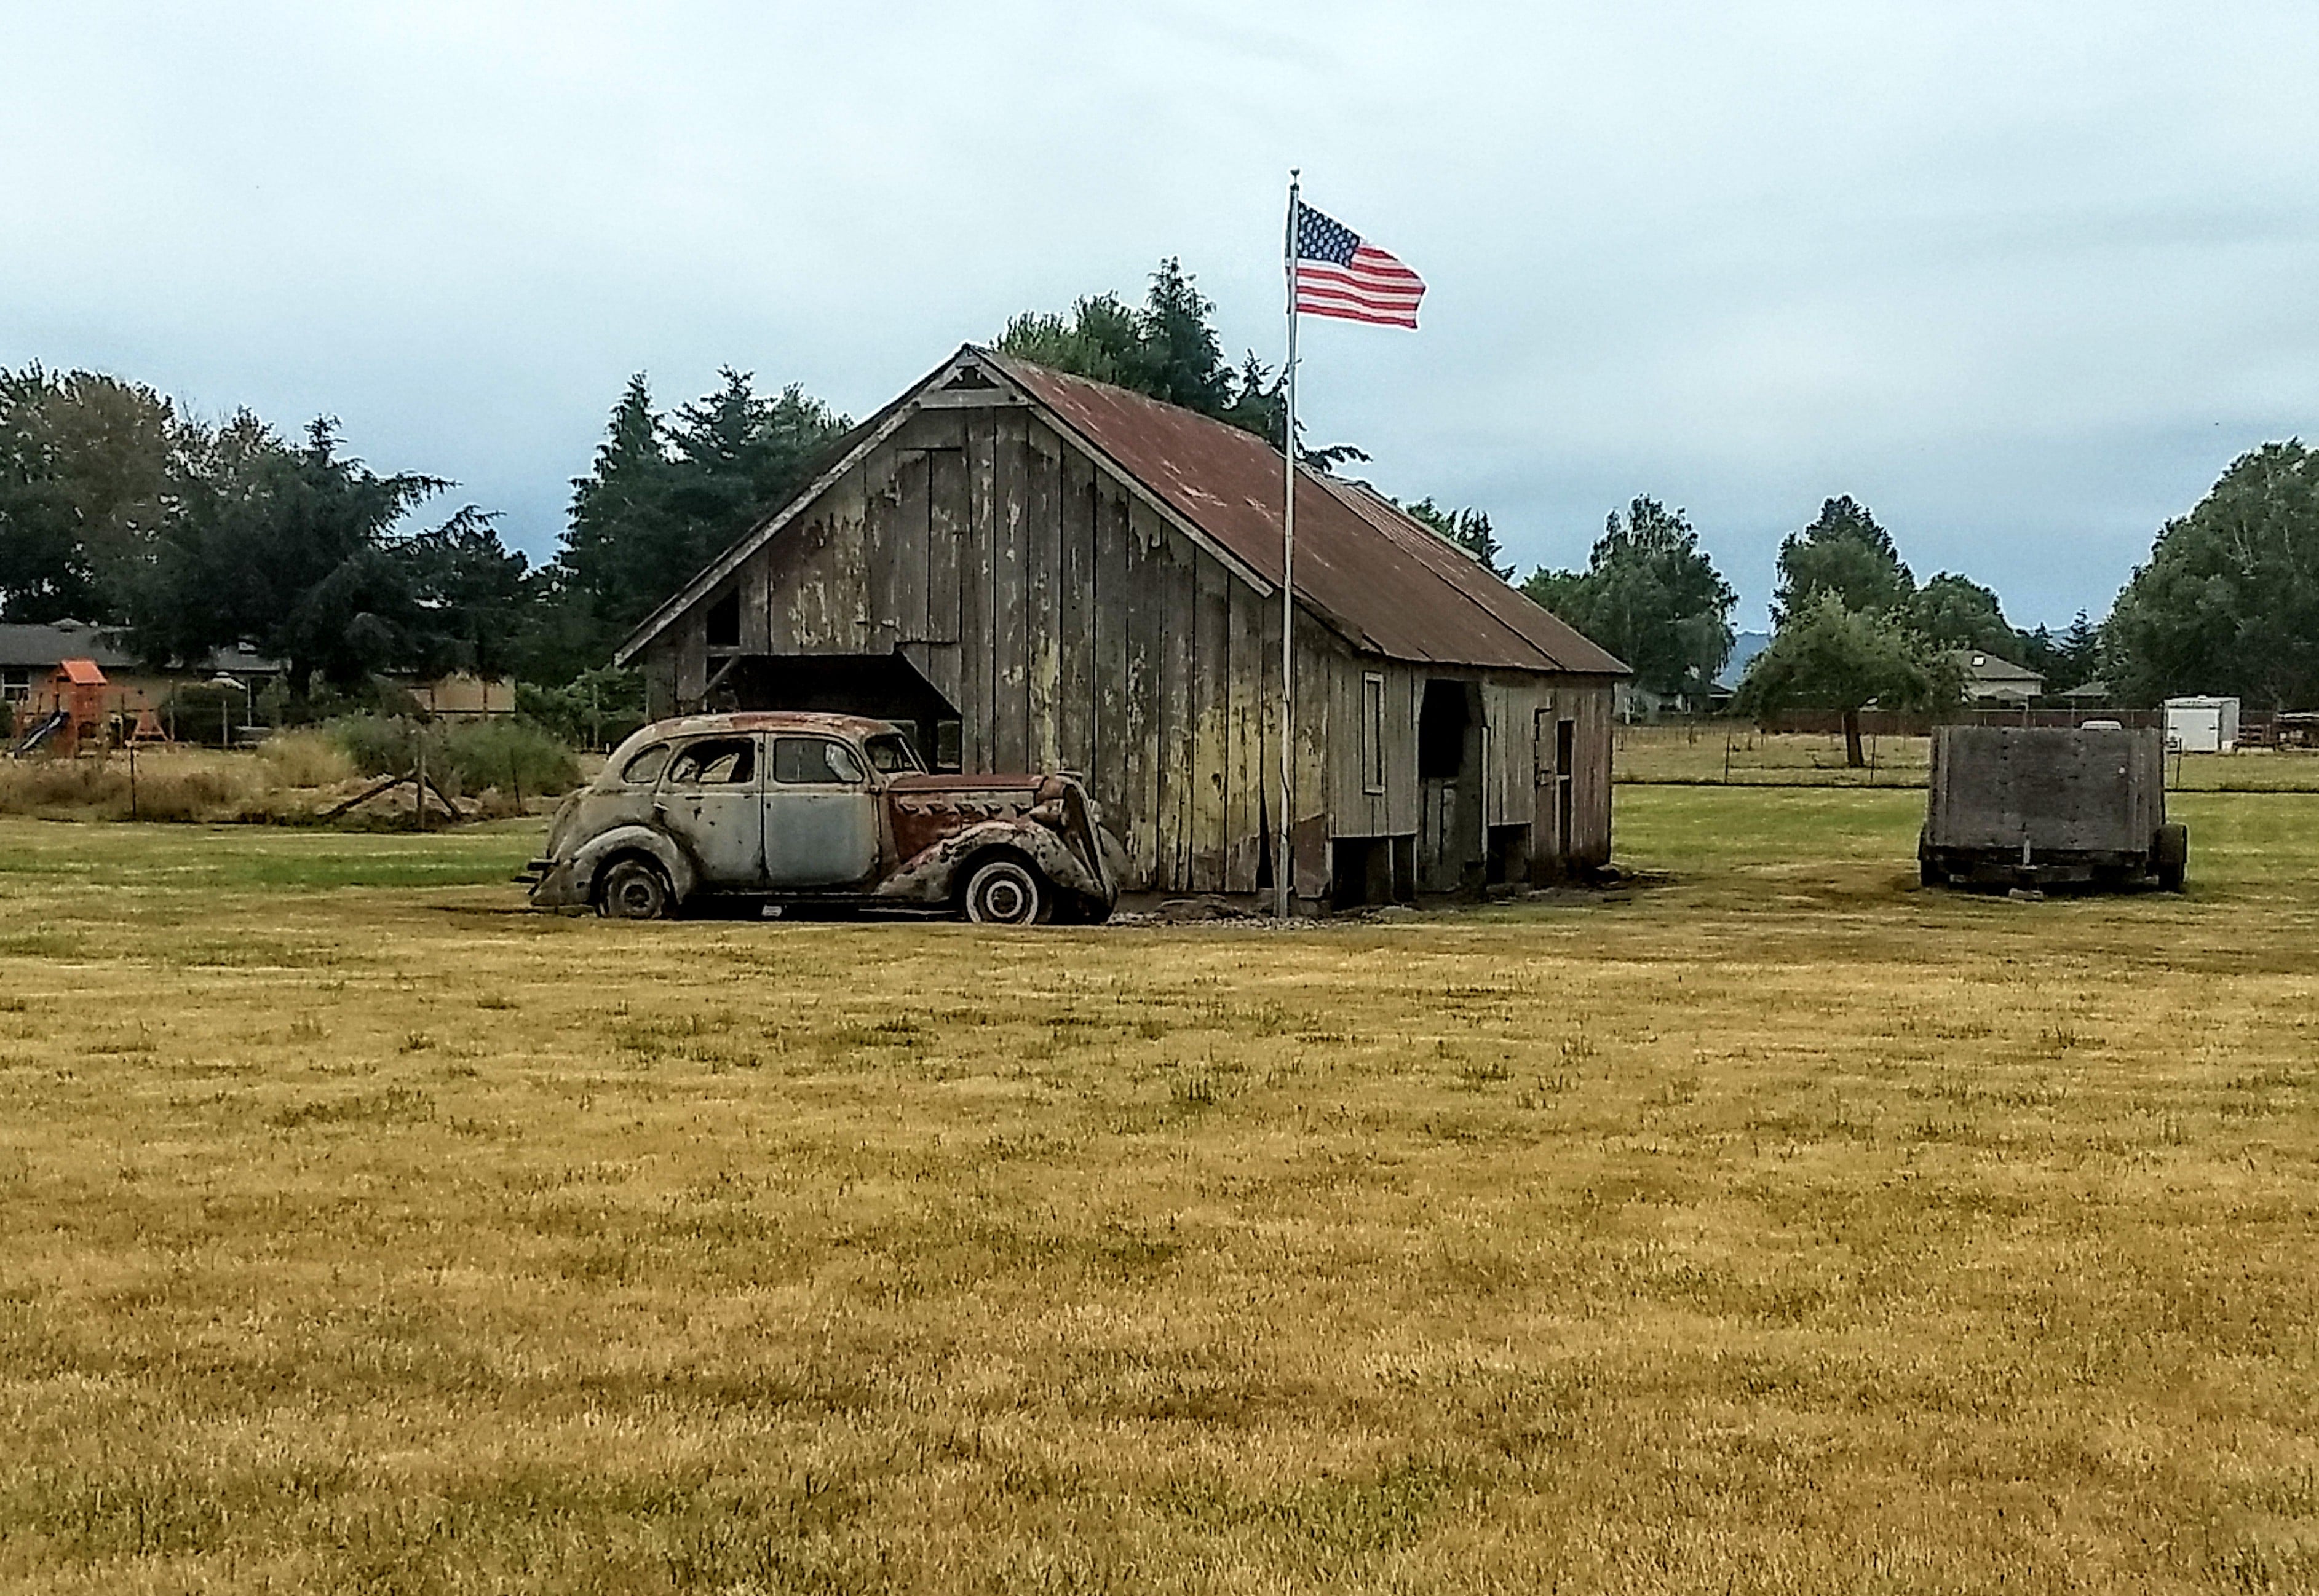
[2,794,2316,1594]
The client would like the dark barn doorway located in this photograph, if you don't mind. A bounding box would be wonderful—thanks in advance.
[1417,678,1484,893]
[708,654,962,770]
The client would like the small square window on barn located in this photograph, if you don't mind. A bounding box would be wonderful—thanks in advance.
[705,589,742,649]
[1361,673,1385,794]
[1,667,28,703]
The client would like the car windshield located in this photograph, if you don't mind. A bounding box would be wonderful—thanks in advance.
[862,733,922,773]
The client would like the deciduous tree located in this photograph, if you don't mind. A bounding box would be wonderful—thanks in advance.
[1521,497,1736,703]
[2104,441,2319,708]
[0,365,185,623]
[1735,591,1960,765]
[1906,572,2018,659]
[1772,495,1914,623]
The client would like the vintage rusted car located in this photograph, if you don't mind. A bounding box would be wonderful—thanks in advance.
[523,712,1119,924]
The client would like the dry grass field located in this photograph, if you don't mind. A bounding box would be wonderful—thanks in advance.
[1615,723,2319,791]
[2,791,2317,1593]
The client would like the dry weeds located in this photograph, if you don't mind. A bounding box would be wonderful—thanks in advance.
[0,743,535,824]
[0,792,2314,1592]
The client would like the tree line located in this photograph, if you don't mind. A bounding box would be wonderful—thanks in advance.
[6,259,2314,739]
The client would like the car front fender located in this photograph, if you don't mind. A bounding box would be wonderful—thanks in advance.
[530,823,698,910]
[872,818,1110,907]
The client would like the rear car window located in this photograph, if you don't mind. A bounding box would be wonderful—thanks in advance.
[619,743,670,785]
[665,738,755,786]
[772,737,865,786]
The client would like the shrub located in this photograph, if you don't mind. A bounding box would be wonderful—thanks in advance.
[515,666,648,752]
[327,716,418,778]
[130,762,260,822]
[442,719,581,798]
[323,714,581,799]
[258,730,355,788]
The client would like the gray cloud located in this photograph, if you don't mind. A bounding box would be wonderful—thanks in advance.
[5,1,2315,630]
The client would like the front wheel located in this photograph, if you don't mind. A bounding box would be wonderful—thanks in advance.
[962,857,1045,925]
[599,858,672,920]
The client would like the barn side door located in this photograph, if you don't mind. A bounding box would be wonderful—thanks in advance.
[1533,708,1576,867]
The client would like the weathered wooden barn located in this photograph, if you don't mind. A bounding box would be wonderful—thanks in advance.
[614,346,1627,906]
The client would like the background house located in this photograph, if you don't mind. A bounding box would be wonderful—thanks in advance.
[0,621,282,738]
[616,347,1628,907]
[1955,649,2045,706]
[2,621,517,740]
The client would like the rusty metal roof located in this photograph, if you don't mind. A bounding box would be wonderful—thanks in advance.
[993,354,1627,677]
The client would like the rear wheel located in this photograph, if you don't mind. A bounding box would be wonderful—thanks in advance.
[600,857,672,920]
[962,857,1045,925]
[2154,823,2188,893]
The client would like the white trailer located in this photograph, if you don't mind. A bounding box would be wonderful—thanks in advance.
[2163,697,2240,753]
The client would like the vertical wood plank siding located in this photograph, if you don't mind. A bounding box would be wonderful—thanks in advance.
[959,411,995,770]
[1122,502,1160,884]
[1057,449,1094,776]
[650,397,1619,891]
[925,448,963,647]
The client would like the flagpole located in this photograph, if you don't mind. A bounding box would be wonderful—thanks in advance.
[1277,170,1300,920]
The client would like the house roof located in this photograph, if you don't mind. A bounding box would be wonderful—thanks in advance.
[0,620,281,676]
[1000,357,1626,676]
[1954,649,2045,687]
[0,621,138,671]
[617,346,1627,678]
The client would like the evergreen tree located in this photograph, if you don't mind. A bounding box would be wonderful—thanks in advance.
[559,374,676,638]
[537,368,850,680]
[1140,258,1232,416]
[406,506,532,681]
[1403,498,1512,580]
[667,369,849,563]
[996,261,1283,443]
[132,416,450,699]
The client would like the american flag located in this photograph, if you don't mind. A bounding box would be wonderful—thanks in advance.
[1293,202,1425,328]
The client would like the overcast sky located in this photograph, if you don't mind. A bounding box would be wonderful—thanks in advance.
[8,2,2318,630]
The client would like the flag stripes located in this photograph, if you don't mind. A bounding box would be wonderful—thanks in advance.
[1292,205,1424,328]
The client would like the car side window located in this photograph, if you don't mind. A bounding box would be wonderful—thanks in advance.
[664,738,755,787]
[620,743,671,786]
[771,737,865,786]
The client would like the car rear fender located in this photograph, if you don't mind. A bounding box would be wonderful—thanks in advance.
[550,824,698,909]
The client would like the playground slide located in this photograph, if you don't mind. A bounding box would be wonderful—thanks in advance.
[12,708,68,757]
